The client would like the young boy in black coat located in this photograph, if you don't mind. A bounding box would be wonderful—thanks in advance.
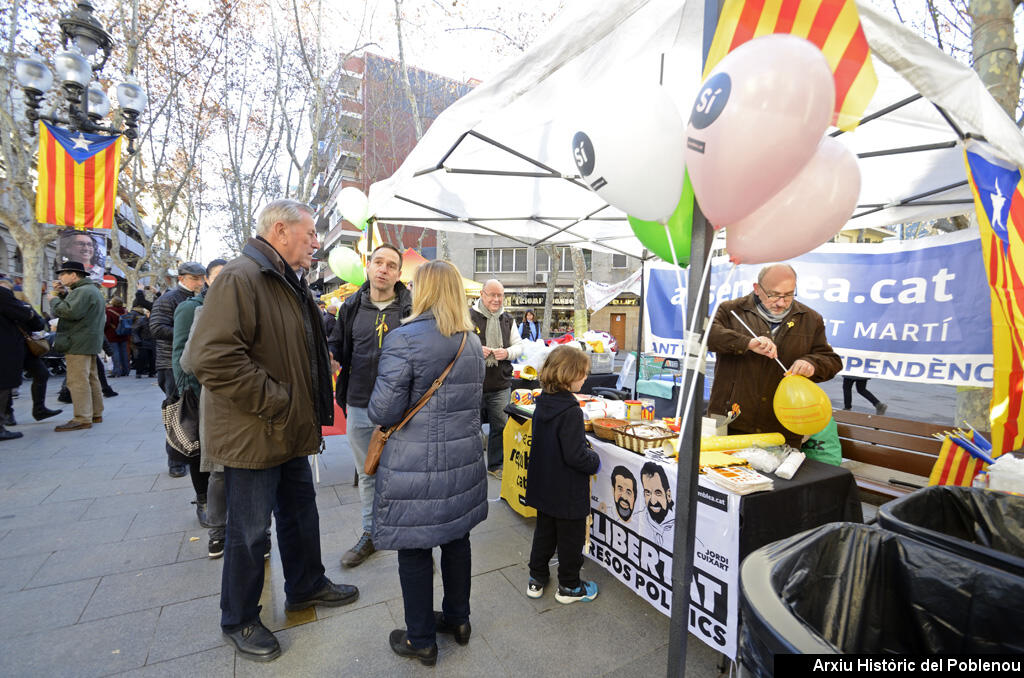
[524,345,600,603]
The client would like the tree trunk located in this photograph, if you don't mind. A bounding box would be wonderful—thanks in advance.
[541,245,558,338]
[963,0,1020,430]
[571,246,588,337]
[18,234,49,312]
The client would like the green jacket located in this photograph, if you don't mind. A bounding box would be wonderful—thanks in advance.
[50,277,105,355]
[172,292,204,397]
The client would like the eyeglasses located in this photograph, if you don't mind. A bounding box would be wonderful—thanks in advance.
[760,288,795,302]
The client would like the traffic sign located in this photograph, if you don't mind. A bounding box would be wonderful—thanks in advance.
[102,274,117,288]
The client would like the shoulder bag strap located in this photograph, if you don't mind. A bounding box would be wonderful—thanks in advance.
[383,332,467,440]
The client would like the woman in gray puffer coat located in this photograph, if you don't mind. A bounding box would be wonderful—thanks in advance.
[369,260,486,667]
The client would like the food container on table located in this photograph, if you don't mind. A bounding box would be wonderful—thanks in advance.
[624,399,643,420]
[640,398,656,421]
[511,389,534,406]
[614,424,676,454]
[592,417,629,441]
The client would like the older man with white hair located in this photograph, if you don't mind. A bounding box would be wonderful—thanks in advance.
[470,278,525,473]
[188,199,358,662]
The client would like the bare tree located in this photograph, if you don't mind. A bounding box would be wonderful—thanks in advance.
[571,246,589,336]
[540,244,559,339]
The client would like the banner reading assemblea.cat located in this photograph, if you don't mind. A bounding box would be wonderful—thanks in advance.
[643,229,993,386]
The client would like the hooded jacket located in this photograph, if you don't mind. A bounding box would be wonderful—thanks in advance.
[50,277,105,355]
[524,390,600,519]
[186,237,333,469]
[707,292,842,447]
[328,280,412,413]
[368,312,487,550]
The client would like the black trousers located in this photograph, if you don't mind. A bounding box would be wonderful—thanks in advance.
[842,376,879,409]
[528,511,587,589]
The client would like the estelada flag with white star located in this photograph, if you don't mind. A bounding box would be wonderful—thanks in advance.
[35,121,122,230]
[963,139,1024,454]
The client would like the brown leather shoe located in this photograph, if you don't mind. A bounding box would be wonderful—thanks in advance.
[92,416,103,423]
[54,421,92,432]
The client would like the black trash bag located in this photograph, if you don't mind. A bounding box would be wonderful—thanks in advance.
[739,522,1024,677]
[877,485,1024,576]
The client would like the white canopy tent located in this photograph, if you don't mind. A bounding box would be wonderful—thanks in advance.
[367,0,1024,259]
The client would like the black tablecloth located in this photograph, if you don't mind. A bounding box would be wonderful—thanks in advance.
[510,373,620,395]
[738,458,863,558]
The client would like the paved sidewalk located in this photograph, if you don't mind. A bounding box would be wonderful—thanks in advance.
[0,377,720,677]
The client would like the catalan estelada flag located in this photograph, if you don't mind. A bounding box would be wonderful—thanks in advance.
[703,0,878,131]
[35,121,122,230]
[928,432,988,486]
[963,139,1024,455]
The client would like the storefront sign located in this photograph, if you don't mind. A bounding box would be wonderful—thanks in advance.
[643,230,993,386]
[588,439,739,658]
[504,292,579,308]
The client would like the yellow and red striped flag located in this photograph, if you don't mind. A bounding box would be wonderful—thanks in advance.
[963,140,1024,455]
[35,121,122,230]
[703,0,878,131]
[928,433,989,486]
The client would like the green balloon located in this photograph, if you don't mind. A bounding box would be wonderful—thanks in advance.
[627,172,694,266]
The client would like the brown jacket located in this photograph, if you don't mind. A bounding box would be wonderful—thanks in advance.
[707,293,841,447]
[186,238,333,469]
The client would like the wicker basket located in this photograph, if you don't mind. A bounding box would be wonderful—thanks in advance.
[592,417,628,441]
[614,424,676,454]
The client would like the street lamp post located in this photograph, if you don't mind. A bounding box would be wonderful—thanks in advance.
[13,1,147,153]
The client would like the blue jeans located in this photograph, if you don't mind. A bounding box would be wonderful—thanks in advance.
[221,456,328,630]
[397,532,472,649]
[481,388,510,470]
[110,341,129,376]
[345,406,377,534]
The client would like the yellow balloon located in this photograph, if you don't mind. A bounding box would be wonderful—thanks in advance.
[773,374,832,436]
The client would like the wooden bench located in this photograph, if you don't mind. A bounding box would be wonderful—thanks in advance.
[833,410,949,502]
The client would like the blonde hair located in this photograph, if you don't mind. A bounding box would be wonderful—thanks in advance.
[404,260,474,337]
[540,345,590,393]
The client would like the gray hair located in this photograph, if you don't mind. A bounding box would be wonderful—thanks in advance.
[255,199,314,237]
[757,264,796,286]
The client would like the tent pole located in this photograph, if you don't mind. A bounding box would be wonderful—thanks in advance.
[634,254,646,398]
[667,1,723,676]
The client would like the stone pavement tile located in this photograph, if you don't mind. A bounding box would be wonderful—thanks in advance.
[29,532,184,587]
[138,594,225,665]
[45,475,158,503]
[126,506,205,540]
[0,608,158,678]
[467,523,532,576]
[119,644,236,677]
[0,497,91,531]
[80,557,223,622]
[333,479,364,506]
[0,483,59,511]
[176,528,217,562]
[473,496,531,535]
[315,500,362,537]
[116,459,174,479]
[150,469,197,492]
[0,551,50,593]
[0,577,99,638]
[81,486,194,521]
[0,513,133,558]
[8,463,127,488]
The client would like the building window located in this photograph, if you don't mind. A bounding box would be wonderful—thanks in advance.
[474,247,527,273]
[536,247,592,273]
[612,253,628,269]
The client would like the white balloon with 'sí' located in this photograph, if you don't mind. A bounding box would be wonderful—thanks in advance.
[569,83,686,222]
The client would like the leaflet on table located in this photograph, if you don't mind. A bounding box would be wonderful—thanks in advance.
[587,439,740,658]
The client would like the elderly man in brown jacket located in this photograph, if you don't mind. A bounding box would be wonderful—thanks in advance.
[707,263,842,448]
[187,199,359,662]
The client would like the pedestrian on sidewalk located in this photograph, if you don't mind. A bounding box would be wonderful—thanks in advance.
[524,345,601,604]
[0,274,47,440]
[104,297,130,377]
[189,200,358,663]
[151,262,205,478]
[175,259,227,551]
[129,306,155,377]
[328,243,411,569]
[49,262,106,432]
[369,260,487,667]
[842,376,887,415]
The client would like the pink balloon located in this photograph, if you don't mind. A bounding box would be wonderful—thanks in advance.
[685,35,834,227]
[725,136,861,264]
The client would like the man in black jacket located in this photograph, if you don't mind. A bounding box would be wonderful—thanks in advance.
[150,262,205,477]
[328,243,411,568]
[0,275,45,441]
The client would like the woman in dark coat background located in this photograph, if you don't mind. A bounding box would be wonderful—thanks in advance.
[369,260,486,667]
[520,308,540,342]
[0,275,45,440]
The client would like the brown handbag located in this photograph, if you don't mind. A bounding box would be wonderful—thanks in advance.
[20,328,49,357]
[364,332,467,475]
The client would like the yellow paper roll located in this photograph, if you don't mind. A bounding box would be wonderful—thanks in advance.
[521,365,538,380]
[700,433,786,452]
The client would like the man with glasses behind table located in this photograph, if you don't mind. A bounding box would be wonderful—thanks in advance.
[707,263,841,448]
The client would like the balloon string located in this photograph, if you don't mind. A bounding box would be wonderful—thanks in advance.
[664,219,695,428]
[674,245,728,451]
[728,309,788,373]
